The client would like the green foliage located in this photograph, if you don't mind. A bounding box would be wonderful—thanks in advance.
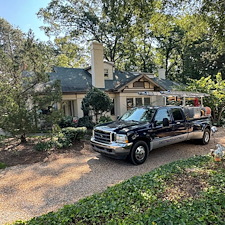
[81,87,112,123]
[0,136,5,147]
[0,162,7,169]
[35,140,53,151]
[98,115,113,124]
[34,127,87,150]
[78,116,95,129]
[0,19,62,142]
[57,127,87,148]
[54,36,88,68]
[185,73,225,125]
[39,108,63,132]
[38,0,225,80]
[58,116,78,128]
[201,0,225,51]
[38,0,157,71]
[56,133,72,148]
[52,124,61,135]
[14,155,225,224]
[62,127,87,142]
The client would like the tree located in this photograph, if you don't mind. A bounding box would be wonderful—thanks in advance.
[0,19,62,142]
[54,36,88,68]
[81,87,112,123]
[201,0,225,50]
[150,0,225,81]
[38,0,225,80]
[151,10,225,81]
[185,73,225,125]
[38,0,156,71]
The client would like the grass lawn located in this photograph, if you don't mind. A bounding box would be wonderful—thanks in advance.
[13,155,225,225]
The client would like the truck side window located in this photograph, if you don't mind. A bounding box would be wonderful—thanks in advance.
[154,109,171,126]
[171,108,184,121]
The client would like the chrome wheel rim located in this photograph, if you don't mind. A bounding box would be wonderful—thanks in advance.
[135,146,146,161]
[204,132,210,143]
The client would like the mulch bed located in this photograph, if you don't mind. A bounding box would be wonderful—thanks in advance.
[0,137,91,167]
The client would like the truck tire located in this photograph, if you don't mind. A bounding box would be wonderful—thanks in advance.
[201,128,210,145]
[129,140,148,165]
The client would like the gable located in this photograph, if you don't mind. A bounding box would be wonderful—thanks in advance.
[115,74,163,92]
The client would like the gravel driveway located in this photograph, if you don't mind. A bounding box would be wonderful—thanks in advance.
[0,129,224,225]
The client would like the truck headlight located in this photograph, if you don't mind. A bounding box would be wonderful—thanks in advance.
[116,134,128,143]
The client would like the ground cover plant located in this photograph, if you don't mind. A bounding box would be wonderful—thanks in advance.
[14,155,225,225]
[0,162,7,169]
[0,129,91,168]
[35,127,87,151]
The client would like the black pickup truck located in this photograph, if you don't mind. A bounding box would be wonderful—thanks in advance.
[91,106,212,165]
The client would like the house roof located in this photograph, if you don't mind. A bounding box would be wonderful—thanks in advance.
[49,67,92,92]
[151,77,180,91]
[49,66,179,93]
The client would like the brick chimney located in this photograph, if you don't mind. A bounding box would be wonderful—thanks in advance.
[91,42,105,88]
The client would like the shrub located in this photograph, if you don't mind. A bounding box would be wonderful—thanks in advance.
[78,116,95,129]
[81,87,113,123]
[57,127,87,148]
[62,127,87,141]
[34,127,87,150]
[52,124,61,135]
[0,162,7,169]
[58,116,78,128]
[98,115,113,124]
[35,140,53,151]
[56,133,72,148]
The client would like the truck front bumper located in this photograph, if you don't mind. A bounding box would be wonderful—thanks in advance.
[91,138,133,159]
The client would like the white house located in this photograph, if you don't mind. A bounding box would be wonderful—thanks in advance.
[49,42,180,119]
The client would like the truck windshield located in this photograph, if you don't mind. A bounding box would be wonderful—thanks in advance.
[119,108,156,122]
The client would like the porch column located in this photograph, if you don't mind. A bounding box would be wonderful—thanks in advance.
[117,95,127,116]
[76,98,83,118]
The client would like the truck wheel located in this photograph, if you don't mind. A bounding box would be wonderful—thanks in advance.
[201,128,210,145]
[130,141,148,165]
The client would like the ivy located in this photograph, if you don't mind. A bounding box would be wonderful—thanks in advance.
[14,156,225,224]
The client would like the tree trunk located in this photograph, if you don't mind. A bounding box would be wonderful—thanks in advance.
[20,134,27,143]
[165,49,170,77]
[95,112,98,124]
[34,107,38,130]
[217,108,224,126]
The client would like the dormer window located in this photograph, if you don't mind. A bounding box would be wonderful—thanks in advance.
[104,69,109,77]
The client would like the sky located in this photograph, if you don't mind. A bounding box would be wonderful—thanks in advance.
[0,0,52,41]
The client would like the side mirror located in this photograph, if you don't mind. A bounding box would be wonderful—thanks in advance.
[163,118,169,127]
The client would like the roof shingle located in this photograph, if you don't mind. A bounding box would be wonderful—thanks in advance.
[49,66,180,92]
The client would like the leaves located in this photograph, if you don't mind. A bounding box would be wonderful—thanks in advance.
[37,0,225,80]
[14,156,225,224]
[0,19,62,142]
[185,73,225,124]
[81,87,112,123]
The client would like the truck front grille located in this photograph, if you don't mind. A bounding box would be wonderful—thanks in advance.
[94,129,114,144]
